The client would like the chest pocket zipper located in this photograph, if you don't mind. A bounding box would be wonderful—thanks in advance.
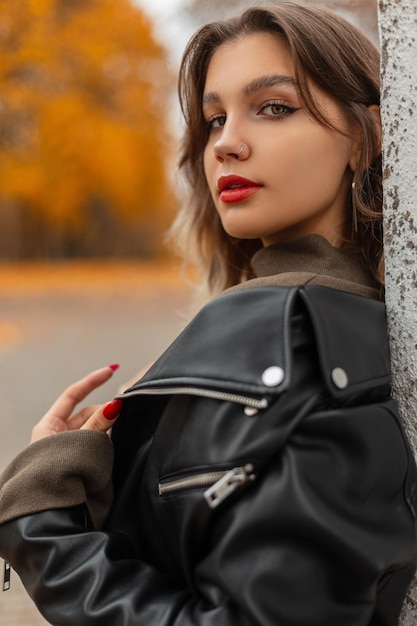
[2,560,10,591]
[159,463,255,509]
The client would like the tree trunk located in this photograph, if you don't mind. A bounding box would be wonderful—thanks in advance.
[378,1,417,623]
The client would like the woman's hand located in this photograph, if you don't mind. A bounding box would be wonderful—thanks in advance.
[30,365,123,444]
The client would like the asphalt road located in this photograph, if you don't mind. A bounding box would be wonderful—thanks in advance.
[0,262,192,624]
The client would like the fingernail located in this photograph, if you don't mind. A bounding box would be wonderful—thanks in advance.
[108,364,120,372]
[103,399,123,420]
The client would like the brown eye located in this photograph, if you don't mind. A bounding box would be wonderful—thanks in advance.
[206,114,226,131]
[258,102,298,119]
[269,104,287,115]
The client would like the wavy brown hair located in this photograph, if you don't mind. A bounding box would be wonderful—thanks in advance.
[170,2,382,295]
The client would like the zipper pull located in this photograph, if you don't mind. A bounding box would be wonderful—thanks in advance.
[3,560,10,591]
[204,464,255,509]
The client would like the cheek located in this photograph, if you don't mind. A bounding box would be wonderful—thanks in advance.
[203,150,217,196]
[278,130,352,188]
[203,149,210,183]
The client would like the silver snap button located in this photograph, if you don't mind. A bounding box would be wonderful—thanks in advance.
[262,366,284,387]
[331,367,349,389]
[244,407,259,416]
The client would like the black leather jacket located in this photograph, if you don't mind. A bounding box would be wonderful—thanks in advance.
[1,285,416,625]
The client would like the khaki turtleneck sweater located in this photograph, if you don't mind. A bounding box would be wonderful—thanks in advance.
[227,234,382,301]
[0,235,383,529]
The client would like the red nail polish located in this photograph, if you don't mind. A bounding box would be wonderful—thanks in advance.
[108,364,120,372]
[103,399,123,420]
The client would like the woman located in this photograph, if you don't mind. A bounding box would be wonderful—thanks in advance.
[1,4,416,625]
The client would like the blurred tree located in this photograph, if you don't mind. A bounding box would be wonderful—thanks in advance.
[0,0,175,259]
[185,0,378,44]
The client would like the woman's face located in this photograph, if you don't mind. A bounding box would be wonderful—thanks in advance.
[202,33,359,247]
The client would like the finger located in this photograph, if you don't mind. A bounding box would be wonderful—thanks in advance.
[44,365,119,424]
[31,403,108,444]
[80,399,123,433]
[31,417,67,443]
[66,404,103,430]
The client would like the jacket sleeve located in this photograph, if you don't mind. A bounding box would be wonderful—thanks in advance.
[0,403,416,626]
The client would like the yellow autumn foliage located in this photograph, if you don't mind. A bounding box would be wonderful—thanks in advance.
[0,0,175,257]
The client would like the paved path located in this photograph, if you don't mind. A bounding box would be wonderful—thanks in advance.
[0,261,193,624]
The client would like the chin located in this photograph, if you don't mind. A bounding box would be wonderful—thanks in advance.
[221,223,261,241]
[225,231,261,241]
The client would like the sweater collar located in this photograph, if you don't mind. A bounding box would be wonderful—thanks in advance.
[251,234,378,289]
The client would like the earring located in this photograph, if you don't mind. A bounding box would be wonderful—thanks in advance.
[351,180,358,233]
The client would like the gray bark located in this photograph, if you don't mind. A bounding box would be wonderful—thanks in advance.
[378,1,417,623]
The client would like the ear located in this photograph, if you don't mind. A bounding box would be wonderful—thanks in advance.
[348,104,382,172]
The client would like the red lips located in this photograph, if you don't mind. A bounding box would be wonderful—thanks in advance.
[217,175,262,204]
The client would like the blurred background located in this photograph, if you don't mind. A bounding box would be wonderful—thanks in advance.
[0,0,378,261]
[0,0,376,261]
[0,1,377,623]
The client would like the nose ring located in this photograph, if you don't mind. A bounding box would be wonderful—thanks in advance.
[237,145,244,158]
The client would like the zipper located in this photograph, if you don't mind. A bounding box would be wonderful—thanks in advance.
[118,386,268,413]
[3,560,10,591]
[159,463,256,510]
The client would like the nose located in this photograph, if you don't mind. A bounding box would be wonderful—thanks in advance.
[214,145,246,163]
[214,142,248,163]
[213,122,248,163]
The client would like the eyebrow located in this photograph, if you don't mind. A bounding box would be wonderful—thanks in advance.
[202,74,298,106]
